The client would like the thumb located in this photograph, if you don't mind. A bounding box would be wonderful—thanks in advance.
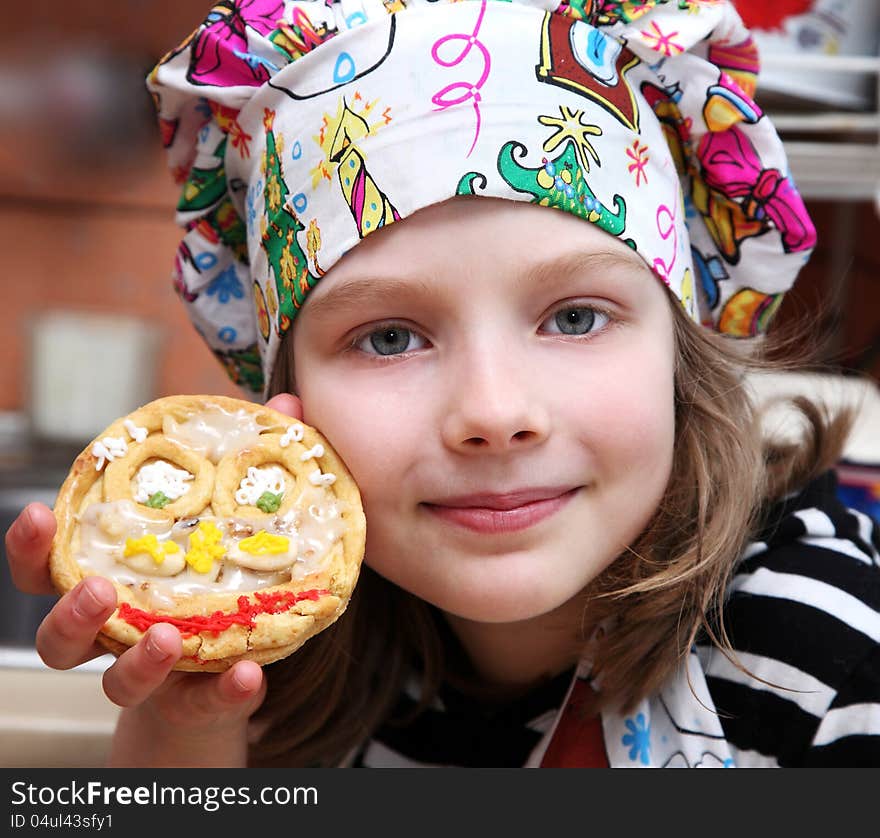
[265,393,304,420]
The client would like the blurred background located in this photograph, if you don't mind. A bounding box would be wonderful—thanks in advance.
[0,0,877,766]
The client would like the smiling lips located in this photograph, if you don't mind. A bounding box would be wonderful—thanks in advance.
[421,487,580,534]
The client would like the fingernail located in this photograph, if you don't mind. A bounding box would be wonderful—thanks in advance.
[145,628,173,663]
[17,508,37,542]
[74,580,107,619]
[232,670,254,694]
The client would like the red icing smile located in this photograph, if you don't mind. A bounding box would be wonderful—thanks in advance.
[117,589,329,637]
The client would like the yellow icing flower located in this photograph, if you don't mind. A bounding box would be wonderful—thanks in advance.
[239,530,290,556]
[124,534,180,566]
[185,520,226,574]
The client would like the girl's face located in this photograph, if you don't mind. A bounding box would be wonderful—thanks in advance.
[292,197,676,625]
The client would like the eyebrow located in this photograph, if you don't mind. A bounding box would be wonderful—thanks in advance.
[303,248,648,322]
[519,249,648,288]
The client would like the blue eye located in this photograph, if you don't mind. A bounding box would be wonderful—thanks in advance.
[555,308,593,335]
[357,325,425,356]
[543,306,608,336]
[370,327,410,355]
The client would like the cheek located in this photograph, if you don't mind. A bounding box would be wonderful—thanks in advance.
[298,374,441,594]
[299,385,410,578]
[298,373,424,507]
[565,341,676,479]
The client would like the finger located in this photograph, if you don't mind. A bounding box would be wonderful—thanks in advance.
[218,661,266,711]
[265,393,303,420]
[5,503,58,595]
[169,660,266,726]
[102,623,183,708]
[35,576,117,670]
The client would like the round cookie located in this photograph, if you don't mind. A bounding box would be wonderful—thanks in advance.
[49,395,366,672]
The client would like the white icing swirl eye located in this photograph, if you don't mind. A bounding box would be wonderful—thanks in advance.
[133,460,194,508]
[235,465,286,507]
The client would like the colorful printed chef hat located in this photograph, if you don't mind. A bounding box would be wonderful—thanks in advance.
[148,0,817,396]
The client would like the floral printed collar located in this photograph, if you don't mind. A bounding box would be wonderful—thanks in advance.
[528,651,736,768]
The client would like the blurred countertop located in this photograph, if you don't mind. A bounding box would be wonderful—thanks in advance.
[0,650,119,769]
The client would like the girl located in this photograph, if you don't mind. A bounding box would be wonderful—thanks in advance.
[7,0,880,767]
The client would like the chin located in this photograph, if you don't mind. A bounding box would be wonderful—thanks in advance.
[367,534,615,625]
[425,573,590,625]
[441,600,562,625]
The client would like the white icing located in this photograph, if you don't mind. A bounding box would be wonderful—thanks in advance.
[279,424,304,447]
[77,500,181,580]
[234,465,286,506]
[74,490,347,609]
[225,531,302,572]
[133,460,194,504]
[300,443,325,461]
[121,540,187,577]
[296,488,347,568]
[92,436,128,470]
[309,469,336,487]
[123,419,148,443]
[163,405,269,463]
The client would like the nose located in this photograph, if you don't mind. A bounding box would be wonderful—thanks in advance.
[440,345,550,454]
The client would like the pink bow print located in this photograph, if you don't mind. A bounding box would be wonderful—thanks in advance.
[190,0,285,89]
[698,127,816,254]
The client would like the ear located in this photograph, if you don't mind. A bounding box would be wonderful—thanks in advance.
[264,393,304,420]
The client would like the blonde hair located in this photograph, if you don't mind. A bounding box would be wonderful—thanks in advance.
[249,291,855,767]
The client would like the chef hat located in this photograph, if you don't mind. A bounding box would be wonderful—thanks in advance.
[148,0,816,396]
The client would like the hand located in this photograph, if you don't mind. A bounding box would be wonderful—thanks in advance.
[3,392,305,766]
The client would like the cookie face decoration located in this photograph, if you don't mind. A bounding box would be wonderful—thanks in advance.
[50,395,366,671]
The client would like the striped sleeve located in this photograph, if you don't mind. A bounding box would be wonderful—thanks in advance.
[803,644,880,765]
[699,470,880,767]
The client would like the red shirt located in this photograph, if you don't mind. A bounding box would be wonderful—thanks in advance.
[540,678,609,768]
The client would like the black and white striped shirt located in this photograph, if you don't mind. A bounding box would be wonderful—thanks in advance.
[697,469,880,766]
[353,470,880,767]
